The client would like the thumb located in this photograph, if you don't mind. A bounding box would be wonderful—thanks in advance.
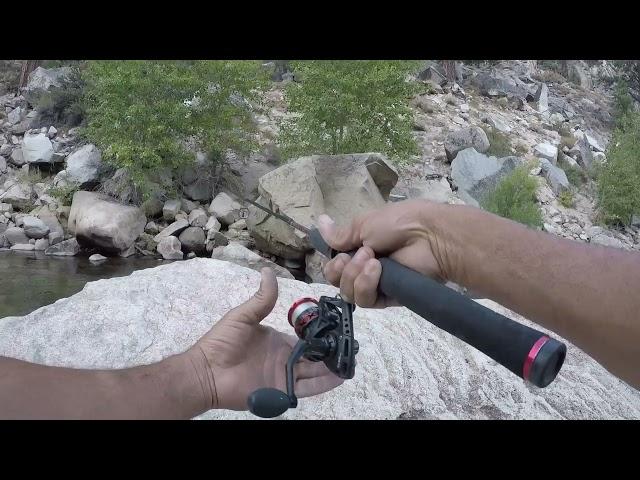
[226,267,278,325]
[317,214,363,252]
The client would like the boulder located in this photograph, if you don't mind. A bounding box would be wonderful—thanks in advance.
[44,237,80,256]
[0,156,8,175]
[34,238,50,251]
[204,216,221,233]
[539,159,570,196]
[228,219,246,231]
[48,126,57,138]
[0,259,638,419]
[444,126,490,162]
[188,208,208,228]
[576,134,594,170]
[68,191,147,254]
[206,230,230,253]
[471,72,529,99]
[163,199,181,222]
[157,236,184,260]
[153,219,189,243]
[37,209,64,244]
[22,133,54,164]
[223,152,279,199]
[181,199,200,214]
[533,83,549,113]
[0,203,12,214]
[141,195,164,218]
[7,106,24,125]
[23,66,72,105]
[4,226,29,246]
[9,148,25,167]
[450,148,522,207]
[482,114,512,134]
[144,221,160,235]
[178,227,206,254]
[0,182,33,210]
[247,153,398,260]
[590,234,625,250]
[22,215,50,239]
[63,144,105,186]
[210,243,294,279]
[534,143,558,164]
[89,253,108,263]
[208,192,242,226]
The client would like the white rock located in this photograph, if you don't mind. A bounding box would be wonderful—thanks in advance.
[204,216,221,233]
[22,133,54,164]
[89,253,108,263]
[153,219,189,243]
[0,259,638,419]
[64,144,104,186]
[22,215,50,239]
[188,208,208,228]
[208,192,242,226]
[47,126,57,138]
[211,243,293,279]
[157,236,184,260]
[34,238,50,251]
[534,143,558,164]
[10,243,35,251]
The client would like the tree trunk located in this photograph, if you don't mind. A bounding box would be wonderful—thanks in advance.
[18,60,41,91]
[442,61,457,84]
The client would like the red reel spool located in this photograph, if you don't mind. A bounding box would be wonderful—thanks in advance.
[287,297,319,338]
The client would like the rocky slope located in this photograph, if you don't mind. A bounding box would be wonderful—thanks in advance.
[0,258,637,419]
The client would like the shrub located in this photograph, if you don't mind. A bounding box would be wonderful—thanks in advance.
[482,126,514,157]
[482,164,543,228]
[35,65,86,128]
[557,155,587,187]
[613,79,634,122]
[560,135,576,149]
[596,112,640,226]
[82,60,268,201]
[558,190,575,208]
[278,60,422,164]
[49,184,79,205]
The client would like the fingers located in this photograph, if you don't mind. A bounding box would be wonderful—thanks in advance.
[340,247,375,304]
[317,214,364,252]
[225,268,278,325]
[295,373,345,399]
[324,253,351,287]
[353,258,382,307]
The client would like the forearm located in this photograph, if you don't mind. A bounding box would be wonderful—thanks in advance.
[429,204,640,387]
[0,349,214,419]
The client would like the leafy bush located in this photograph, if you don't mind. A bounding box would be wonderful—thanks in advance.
[596,112,640,225]
[482,164,543,228]
[82,60,268,201]
[278,60,422,164]
[613,80,634,122]
[557,155,587,187]
[560,135,576,149]
[482,126,514,157]
[558,190,575,208]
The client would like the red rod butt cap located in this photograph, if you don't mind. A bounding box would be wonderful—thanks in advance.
[523,336,550,381]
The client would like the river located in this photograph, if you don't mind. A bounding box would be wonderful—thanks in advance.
[0,250,172,318]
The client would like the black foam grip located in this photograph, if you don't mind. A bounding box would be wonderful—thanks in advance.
[308,228,566,387]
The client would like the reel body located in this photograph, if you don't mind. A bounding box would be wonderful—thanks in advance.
[247,295,359,418]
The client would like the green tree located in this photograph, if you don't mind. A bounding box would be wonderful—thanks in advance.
[278,60,422,163]
[597,112,640,226]
[82,61,268,200]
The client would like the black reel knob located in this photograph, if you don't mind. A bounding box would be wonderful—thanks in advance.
[247,388,292,418]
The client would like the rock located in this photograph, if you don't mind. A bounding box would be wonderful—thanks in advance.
[206,230,229,248]
[576,134,594,170]
[539,159,570,195]
[44,237,80,256]
[0,203,12,214]
[208,192,242,226]
[48,231,63,245]
[222,152,279,199]
[9,148,24,166]
[534,143,558,164]
[247,153,398,260]
[178,227,206,254]
[450,148,522,207]
[402,177,457,204]
[0,143,12,157]
[21,215,50,239]
[183,178,214,202]
[550,112,565,125]
[593,152,606,165]
[558,151,579,169]
[4,226,29,246]
[10,243,35,251]
[153,219,189,243]
[188,208,208,228]
[7,106,24,125]
[483,114,512,133]
[533,83,549,113]
[47,126,57,138]
[34,238,50,251]
[187,252,196,259]
[145,221,160,235]
[459,104,469,113]
[22,67,72,105]
[631,215,640,228]
[452,116,465,125]
[228,219,246,231]
[566,60,592,89]
[591,234,625,250]
[211,243,294,279]
[413,96,440,114]
[0,183,32,211]
[157,236,184,260]
[444,126,490,162]
[204,216,221,233]
[1,259,638,419]
[68,191,147,254]
[305,250,327,283]
[0,157,6,174]
[63,144,104,186]
[163,199,181,222]
[471,72,528,99]
[543,223,561,235]
[22,133,54,164]
[37,209,64,243]
[175,212,188,222]
[181,199,199,214]
[89,253,108,263]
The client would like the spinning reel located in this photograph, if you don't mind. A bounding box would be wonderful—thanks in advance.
[247,296,359,418]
